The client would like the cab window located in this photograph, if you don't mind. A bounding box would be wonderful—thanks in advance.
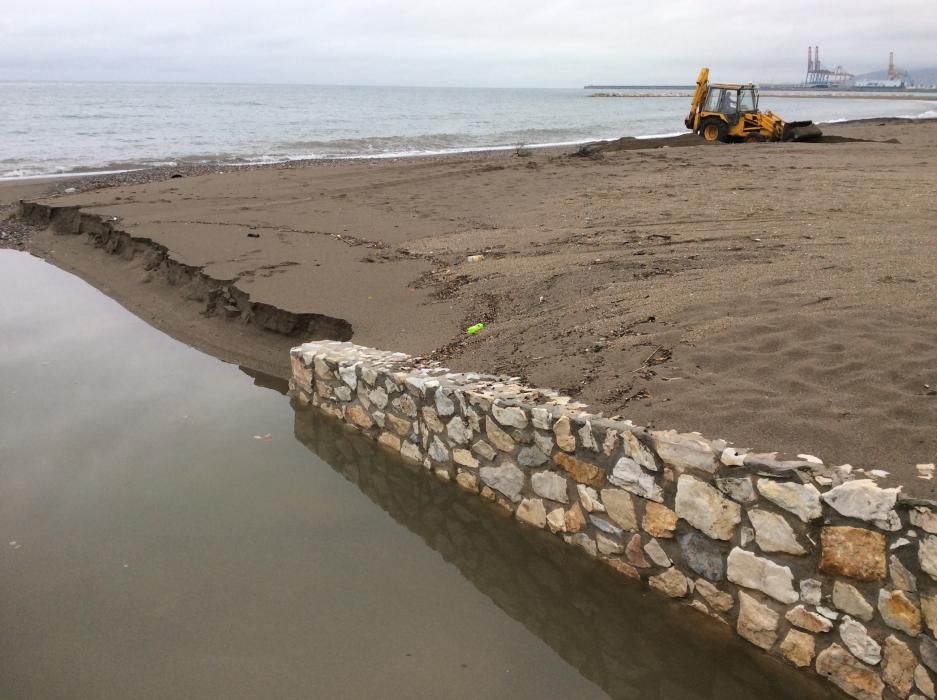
[703,88,723,112]
[721,90,737,113]
[739,88,756,112]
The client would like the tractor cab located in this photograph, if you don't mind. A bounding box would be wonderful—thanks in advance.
[701,83,758,125]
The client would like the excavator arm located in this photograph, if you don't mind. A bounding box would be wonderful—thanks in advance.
[685,67,710,130]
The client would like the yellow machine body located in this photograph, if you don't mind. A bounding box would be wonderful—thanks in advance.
[685,67,821,143]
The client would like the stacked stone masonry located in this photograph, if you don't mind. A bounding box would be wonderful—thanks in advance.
[290,340,937,700]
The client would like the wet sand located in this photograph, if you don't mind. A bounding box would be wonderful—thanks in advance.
[5,118,936,488]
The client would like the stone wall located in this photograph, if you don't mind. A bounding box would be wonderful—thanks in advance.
[293,408,839,699]
[290,339,937,700]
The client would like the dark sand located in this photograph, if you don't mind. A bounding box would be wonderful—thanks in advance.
[5,118,936,489]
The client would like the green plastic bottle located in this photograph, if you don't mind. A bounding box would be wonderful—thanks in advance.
[466,323,485,335]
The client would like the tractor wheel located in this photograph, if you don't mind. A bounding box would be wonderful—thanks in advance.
[744,133,767,143]
[699,118,728,143]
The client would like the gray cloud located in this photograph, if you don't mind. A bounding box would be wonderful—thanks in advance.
[2,0,934,85]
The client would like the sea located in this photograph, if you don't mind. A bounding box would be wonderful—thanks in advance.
[2,81,936,179]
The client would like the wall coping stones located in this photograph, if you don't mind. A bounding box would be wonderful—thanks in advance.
[290,339,937,700]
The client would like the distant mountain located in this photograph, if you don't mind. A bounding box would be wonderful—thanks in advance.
[855,67,937,85]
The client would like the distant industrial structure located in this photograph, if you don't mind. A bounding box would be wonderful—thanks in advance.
[584,49,935,92]
[804,46,910,89]
[803,46,854,87]
[855,52,908,89]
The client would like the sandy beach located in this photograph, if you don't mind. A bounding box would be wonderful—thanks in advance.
[4,118,936,490]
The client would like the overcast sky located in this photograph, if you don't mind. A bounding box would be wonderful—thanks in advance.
[2,0,935,87]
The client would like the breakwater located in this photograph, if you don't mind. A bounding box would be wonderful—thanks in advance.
[291,339,937,700]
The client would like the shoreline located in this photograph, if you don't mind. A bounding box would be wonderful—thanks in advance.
[3,114,935,185]
[4,117,936,488]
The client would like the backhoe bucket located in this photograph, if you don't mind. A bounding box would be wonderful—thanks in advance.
[783,121,823,142]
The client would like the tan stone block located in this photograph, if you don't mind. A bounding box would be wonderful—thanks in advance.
[290,355,313,389]
[749,509,806,555]
[879,589,923,637]
[596,532,624,556]
[915,665,935,699]
[553,415,576,452]
[606,558,640,580]
[377,432,401,452]
[785,605,833,633]
[780,629,815,668]
[516,498,547,528]
[819,526,887,581]
[695,579,734,614]
[471,439,497,462]
[564,503,587,532]
[649,568,688,598]
[816,643,885,700]
[912,507,937,534]
[625,533,650,568]
[576,484,604,513]
[756,479,822,522]
[485,418,516,452]
[345,404,374,429]
[453,448,480,469]
[601,488,637,531]
[643,502,677,538]
[492,403,528,429]
[736,591,779,651]
[455,471,478,492]
[532,470,569,503]
[553,452,605,487]
[393,394,417,418]
[890,554,918,592]
[920,535,937,581]
[622,430,658,471]
[651,429,717,472]
[883,635,916,698]
[833,580,875,621]
[675,475,740,541]
[546,507,567,533]
[421,406,444,433]
[385,412,411,437]
[922,593,937,634]
[400,441,423,464]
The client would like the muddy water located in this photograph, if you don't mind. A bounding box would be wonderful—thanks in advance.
[0,250,843,699]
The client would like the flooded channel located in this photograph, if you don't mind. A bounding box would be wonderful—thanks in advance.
[0,250,844,699]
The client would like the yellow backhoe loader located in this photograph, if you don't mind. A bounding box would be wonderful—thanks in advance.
[685,67,822,143]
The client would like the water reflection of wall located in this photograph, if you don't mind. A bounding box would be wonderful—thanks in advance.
[293,409,841,700]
